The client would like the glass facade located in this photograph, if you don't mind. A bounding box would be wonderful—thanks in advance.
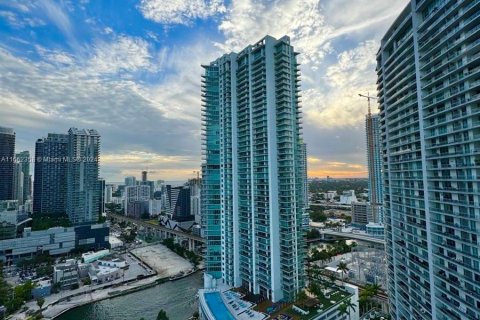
[202,35,306,302]
[33,134,69,215]
[0,127,15,201]
[377,1,480,319]
[66,128,101,225]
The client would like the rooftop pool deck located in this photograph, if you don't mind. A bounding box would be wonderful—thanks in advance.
[200,289,268,320]
[205,292,236,320]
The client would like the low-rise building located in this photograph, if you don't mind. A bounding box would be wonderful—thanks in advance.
[97,256,126,269]
[81,249,110,263]
[366,223,385,239]
[88,263,124,284]
[324,191,337,200]
[32,279,52,298]
[53,259,78,289]
[339,190,357,204]
[0,227,75,264]
[109,235,124,249]
[351,202,382,230]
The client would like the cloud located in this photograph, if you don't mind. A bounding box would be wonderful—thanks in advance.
[35,45,75,65]
[302,40,379,129]
[87,36,153,75]
[0,10,46,28]
[138,0,226,25]
[37,0,81,51]
[218,0,332,66]
[0,43,200,181]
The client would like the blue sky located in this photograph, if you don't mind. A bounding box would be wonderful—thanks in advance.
[0,0,409,182]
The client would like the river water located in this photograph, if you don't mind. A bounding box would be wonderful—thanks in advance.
[56,272,203,320]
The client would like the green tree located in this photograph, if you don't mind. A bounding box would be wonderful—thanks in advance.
[336,262,349,285]
[157,309,169,320]
[338,303,349,319]
[36,297,45,309]
[345,300,356,319]
[297,290,307,301]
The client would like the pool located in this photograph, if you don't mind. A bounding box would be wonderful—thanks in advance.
[204,292,236,320]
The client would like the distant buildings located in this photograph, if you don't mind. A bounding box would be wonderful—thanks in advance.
[189,178,201,224]
[201,35,306,302]
[33,128,101,225]
[13,151,30,205]
[351,202,369,227]
[66,128,101,225]
[139,171,155,199]
[339,190,357,204]
[105,184,113,203]
[124,176,136,187]
[0,127,15,201]
[378,1,480,319]
[324,191,337,200]
[164,185,191,221]
[351,202,382,231]
[124,185,150,218]
[33,133,69,215]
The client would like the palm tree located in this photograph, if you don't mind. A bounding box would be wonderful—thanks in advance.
[338,303,349,319]
[342,300,357,320]
[369,283,381,296]
[157,309,169,320]
[363,283,381,312]
[336,262,349,285]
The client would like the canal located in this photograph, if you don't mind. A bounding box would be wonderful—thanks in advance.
[56,272,203,320]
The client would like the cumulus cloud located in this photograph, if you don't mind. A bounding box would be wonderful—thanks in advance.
[138,0,226,25]
[302,40,380,129]
[86,36,153,75]
[0,42,200,181]
[218,0,332,66]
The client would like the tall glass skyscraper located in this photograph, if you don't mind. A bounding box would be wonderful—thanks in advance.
[34,134,69,215]
[366,113,384,223]
[66,128,100,225]
[0,127,15,201]
[377,1,480,319]
[202,35,306,302]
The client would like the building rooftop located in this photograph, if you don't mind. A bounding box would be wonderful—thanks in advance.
[199,289,267,320]
[0,127,14,135]
[68,127,100,136]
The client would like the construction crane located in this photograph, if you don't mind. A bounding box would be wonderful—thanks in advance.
[358,92,377,116]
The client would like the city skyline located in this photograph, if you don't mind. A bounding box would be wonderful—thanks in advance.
[0,0,409,181]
